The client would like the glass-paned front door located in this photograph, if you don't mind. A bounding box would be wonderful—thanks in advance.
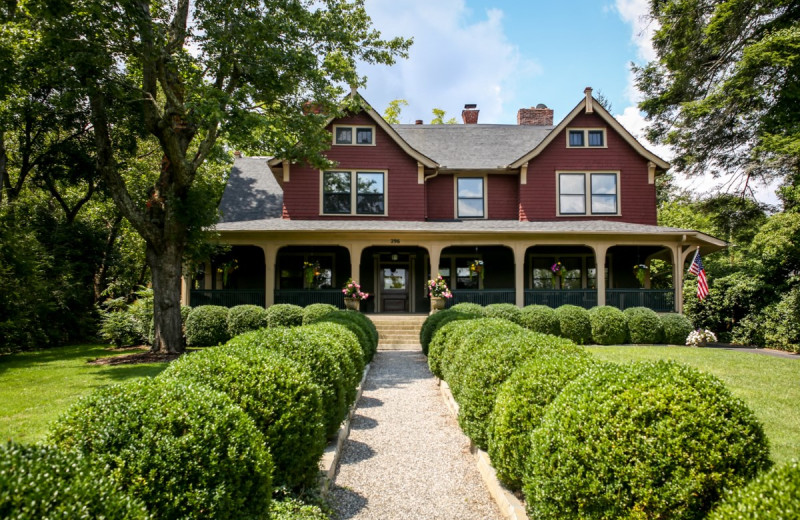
[381,265,409,312]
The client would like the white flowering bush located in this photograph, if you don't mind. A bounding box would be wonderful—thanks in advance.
[686,328,717,346]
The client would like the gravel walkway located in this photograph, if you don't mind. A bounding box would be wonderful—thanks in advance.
[329,350,502,520]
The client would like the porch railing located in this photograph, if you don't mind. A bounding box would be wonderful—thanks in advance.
[524,290,597,309]
[274,289,345,308]
[606,289,675,312]
[190,289,265,308]
[446,289,515,307]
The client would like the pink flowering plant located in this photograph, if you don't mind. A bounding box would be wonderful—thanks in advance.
[342,278,369,300]
[427,275,453,298]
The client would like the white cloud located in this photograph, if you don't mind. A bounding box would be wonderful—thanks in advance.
[614,0,657,63]
[358,0,540,124]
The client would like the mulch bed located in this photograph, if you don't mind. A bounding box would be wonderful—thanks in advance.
[89,346,181,366]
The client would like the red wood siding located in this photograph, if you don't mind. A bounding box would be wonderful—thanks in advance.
[281,112,425,220]
[519,112,657,225]
[487,175,519,219]
[425,175,454,220]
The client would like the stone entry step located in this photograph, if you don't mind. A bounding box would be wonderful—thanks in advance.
[368,314,427,350]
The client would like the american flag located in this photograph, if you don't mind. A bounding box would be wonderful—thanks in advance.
[688,250,709,300]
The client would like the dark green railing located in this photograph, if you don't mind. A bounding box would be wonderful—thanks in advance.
[525,290,597,309]
[274,289,345,308]
[445,289,515,307]
[190,289,265,308]
[606,289,675,312]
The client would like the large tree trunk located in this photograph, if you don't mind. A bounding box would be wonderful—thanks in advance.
[147,240,185,354]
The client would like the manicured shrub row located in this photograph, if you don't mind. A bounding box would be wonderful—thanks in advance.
[186,304,231,346]
[266,303,304,328]
[587,305,627,345]
[434,317,772,519]
[519,305,559,335]
[49,377,273,520]
[483,303,523,324]
[302,303,339,324]
[0,442,148,519]
[318,310,379,362]
[708,460,800,519]
[419,307,483,355]
[553,304,592,344]
[226,304,267,337]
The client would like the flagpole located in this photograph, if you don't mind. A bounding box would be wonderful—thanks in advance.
[687,247,699,274]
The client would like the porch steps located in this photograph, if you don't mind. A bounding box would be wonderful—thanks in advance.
[368,314,428,351]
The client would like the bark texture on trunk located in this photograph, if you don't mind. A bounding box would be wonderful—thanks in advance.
[147,241,185,354]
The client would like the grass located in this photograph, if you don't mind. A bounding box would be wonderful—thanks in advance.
[0,344,168,444]
[589,345,800,466]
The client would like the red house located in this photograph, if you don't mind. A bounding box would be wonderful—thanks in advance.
[185,88,724,314]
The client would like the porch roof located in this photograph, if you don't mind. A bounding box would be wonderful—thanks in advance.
[215,217,726,253]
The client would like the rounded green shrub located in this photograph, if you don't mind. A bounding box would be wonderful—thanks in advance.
[420,308,479,356]
[305,322,365,404]
[524,361,771,520]
[449,302,486,315]
[302,303,339,325]
[624,306,664,344]
[227,327,347,437]
[450,329,583,450]
[49,378,273,520]
[226,304,268,337]
[428,318,519,381]
[185,305,230,347]
[159,346,325,490]
[0,442,148,519]
[661,313,694,345]
[266,303,304,328]
[588,306,628,345]
[519,305,560,335]
[320,310,379,362]
[483,303,523,324]
[487,354,598,491]
[554,304,592,344]
[708,460,800,520]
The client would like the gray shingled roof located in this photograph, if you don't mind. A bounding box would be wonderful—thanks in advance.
[394,124,553,170]
[218,157,283,222]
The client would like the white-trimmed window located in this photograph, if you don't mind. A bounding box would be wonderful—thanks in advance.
[321,170,386,215]
[333,125,375,146]
[557,171,619,216]
[456,177,485,218]
[567,128,606,148]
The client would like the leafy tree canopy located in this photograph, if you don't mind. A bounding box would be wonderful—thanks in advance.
[636,0,800,199]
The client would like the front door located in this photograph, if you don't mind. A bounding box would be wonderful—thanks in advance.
[380,263,409,312]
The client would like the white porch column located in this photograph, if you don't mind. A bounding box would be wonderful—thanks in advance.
[676,245,696,314]
[428,243,444,279]
[180,275,191,306]
[203,261,212,290]
[349,243,365,282]
[593,243,609,307]
[513,243,526,308]
[262,244,278,307]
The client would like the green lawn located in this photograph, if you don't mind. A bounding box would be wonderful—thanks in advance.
[0,344,168,444]
[589,346,800,466]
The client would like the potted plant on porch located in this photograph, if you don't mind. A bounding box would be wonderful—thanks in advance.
[427,275,453,314]
[342,279,369,311]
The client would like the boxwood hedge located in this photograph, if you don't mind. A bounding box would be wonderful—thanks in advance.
[419,308,480,356]
[449,329,583,450]
[519,305,560,336]
[0,442,148,520]
[159,346,325,490]
[708,460,799,520]
[266,303,304,328]
[624,306,664,344]
[49,378,273,520]
[524,361,771,520]
[226,304,268,337]
[661,313,694,345]
[487,353,598,490]
[302,303,339,325]
[448,302,486,315]
[305,322,365,404]
[588,306,628,345]
[428,318,520,381]
[554,304,592,344]
[483,303,523,324]
[319,310,379,362]
[185,305,230,347]
[226,327,348,437]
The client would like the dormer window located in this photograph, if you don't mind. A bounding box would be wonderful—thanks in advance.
[567,128,606,148]
[334,125,375,146]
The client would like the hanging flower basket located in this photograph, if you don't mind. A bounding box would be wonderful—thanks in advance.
[303,260,321,289]
[551,261,565,285]
[469,259,485,281]
[633,264,649,287]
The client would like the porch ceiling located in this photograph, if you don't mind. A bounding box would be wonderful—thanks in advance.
[215,218,727,254]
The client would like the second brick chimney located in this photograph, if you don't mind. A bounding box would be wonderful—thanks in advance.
[462,104,479,124]
[517,104,553,126]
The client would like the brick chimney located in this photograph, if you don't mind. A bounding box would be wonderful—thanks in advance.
[415,119,423,125]
[517,104,553,126]
[462,104,479,124]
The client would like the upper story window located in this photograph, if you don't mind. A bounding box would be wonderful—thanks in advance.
[333,125,375,146]
[322,170,386,216]
[567,128,606,148]
[557,171,619,216]
[456,177,485,218]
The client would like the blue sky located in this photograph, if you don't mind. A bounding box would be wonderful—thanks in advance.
[356,0,779,204]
